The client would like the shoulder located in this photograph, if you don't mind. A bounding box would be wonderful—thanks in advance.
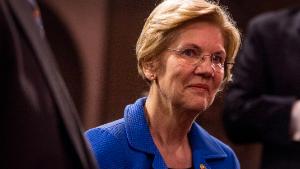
[199,126,237,155]
[207,134,240,168]
[210,135,239,161]
[85,119,129,168]
[191,124,240,168]
[85,119,126,139]
[248,8,300,34]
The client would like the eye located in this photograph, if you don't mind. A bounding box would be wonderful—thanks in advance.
[211,54,226,65]
[179,48,198,58]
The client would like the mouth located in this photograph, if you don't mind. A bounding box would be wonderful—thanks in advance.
[187,83,210,93]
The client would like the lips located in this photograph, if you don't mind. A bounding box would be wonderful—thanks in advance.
[187,83,210,92]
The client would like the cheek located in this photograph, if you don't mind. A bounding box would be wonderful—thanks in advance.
[163,58,191,81]
[163,63,192,96]
[212,73,224,91]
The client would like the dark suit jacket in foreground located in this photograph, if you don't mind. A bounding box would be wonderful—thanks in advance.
[0,0,98,168]
[223,8,300,169]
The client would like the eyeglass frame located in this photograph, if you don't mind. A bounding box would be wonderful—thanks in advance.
[166,47,234,71]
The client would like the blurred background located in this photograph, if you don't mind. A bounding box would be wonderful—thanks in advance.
[39,0,299,168]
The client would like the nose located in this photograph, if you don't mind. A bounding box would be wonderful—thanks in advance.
[195,54,214,66]
[193,57,215,78]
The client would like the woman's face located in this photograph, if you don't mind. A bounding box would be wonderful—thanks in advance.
[155,22,225,113]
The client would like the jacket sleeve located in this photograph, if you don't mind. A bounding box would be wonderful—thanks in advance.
[223,13,296,145]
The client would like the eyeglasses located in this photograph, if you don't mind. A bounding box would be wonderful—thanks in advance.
[167,47,233,72]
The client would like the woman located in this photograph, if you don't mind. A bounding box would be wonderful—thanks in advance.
[85,0,241,168]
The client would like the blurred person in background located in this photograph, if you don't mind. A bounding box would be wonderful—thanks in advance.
[85,0,241,168]
[223,7,300,169]
[0,0,98,168]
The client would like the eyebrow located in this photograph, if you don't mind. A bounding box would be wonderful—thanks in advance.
[179,44,202,53]
[180,43,200,49]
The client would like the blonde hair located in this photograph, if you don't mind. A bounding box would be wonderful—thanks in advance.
[136,0,241,84]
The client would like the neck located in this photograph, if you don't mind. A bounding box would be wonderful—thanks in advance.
[145,99,189,145]
[145,84,199,145]
[145,84,197,168]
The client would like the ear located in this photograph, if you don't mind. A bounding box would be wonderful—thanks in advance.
[142,61,157,81]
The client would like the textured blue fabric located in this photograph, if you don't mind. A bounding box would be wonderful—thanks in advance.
[85,97,240,169]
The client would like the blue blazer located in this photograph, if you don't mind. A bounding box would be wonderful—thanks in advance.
[85,98,240,169]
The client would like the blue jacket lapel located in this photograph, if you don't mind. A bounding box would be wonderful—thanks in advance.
[125,97,168,169]
[189,123,227,169]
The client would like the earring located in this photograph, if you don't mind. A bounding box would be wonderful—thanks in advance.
[150,74,156,80]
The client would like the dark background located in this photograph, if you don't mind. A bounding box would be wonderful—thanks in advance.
[40,1,300,168]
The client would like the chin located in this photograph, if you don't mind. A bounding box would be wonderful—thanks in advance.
[184,99,211,113]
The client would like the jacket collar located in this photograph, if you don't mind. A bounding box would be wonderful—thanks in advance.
[124,97,227,168]
[189,123,227,169]
[124,97,167,168]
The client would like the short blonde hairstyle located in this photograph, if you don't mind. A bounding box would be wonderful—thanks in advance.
[136,0,241,84]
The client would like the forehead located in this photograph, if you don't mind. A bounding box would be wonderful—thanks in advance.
[170,22,225,51]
